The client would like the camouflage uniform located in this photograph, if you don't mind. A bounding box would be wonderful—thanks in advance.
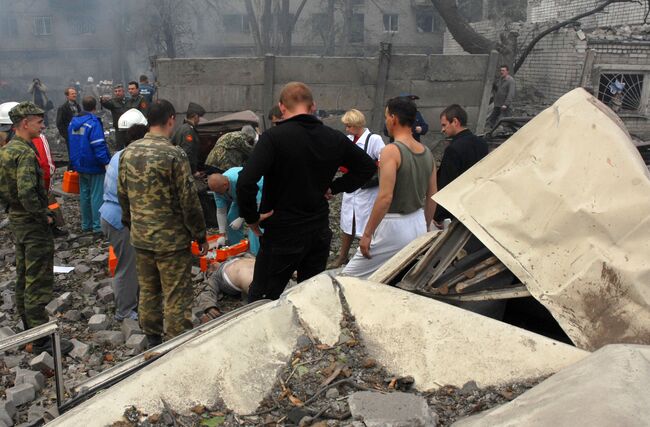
[204,131,253,173]
[0,126,53,329]
[118,132,207,339]
[171,121,201,174]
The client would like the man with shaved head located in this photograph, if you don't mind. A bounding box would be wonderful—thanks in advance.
[237,82,376,301]
[208,167,263,255]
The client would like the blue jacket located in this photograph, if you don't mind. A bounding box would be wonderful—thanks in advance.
[68,112,110,174]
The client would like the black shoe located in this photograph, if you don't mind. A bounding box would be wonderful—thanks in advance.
[51,226,69,238]
[32,336,73,356]
[146,334,163,349]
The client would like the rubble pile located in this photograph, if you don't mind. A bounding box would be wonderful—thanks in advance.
[109,298,541,427]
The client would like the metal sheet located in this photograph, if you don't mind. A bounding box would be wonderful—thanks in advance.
[434,88,650,351]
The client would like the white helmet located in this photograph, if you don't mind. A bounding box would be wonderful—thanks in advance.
[87,76,94,83]
[0,102,19,125]
[118,108,148,130]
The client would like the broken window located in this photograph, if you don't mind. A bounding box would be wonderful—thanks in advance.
[383,14,398,32]
[68,16,96,35]
[33,16,52,36]
[0,15,18,36]
[416,12,434,33]
[222,14,250,34]
[349,13,364,43]
[597,73,645,113]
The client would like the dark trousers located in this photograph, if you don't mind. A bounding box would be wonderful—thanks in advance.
[248,226,332,302]
[487,106,513,130]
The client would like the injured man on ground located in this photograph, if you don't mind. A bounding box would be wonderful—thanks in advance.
[195,254,256,322]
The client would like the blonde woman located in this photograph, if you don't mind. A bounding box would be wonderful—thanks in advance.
[334,109,385,267]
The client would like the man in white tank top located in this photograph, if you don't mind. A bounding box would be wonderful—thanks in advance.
[343,97,437,278]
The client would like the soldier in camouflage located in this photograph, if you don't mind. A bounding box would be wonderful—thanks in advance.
[204,125,257,175]
[118,99,208,346]
[0,102,72,355]
[171,102,206,176]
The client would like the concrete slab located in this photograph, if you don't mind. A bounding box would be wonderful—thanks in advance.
[348,391,438,427]
[284,274,343,347]
[49,300,303,426]
[454,344,650,427]
[337,277,588,390]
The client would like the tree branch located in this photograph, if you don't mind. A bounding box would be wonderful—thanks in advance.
[514,0,642,73]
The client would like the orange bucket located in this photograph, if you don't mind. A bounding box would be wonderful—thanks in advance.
[108,246,117,277]
[62,170,80,194]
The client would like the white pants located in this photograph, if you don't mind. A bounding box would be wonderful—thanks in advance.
[342,209,426,279]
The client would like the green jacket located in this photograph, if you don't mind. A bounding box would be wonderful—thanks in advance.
[127,95,149,115]
[118,132,206,251]
[0,136,49,224]
[100,97,129,129]
[171,121,200,173]
[204,130,253,173]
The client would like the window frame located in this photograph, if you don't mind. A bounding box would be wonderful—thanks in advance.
[383,13,398,33]
[33,16,52,36]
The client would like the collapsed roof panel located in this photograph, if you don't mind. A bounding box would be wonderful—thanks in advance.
[434,88,650,351]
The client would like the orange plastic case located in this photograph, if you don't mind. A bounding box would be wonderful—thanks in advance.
[108,246,117,277]
[62,171,80,194]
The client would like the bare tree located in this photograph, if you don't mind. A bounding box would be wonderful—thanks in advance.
[432,0,650,73]
[141,0,195,59]
[243,0,308,56]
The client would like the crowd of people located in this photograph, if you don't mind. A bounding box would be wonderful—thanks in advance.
[0,70,503,354]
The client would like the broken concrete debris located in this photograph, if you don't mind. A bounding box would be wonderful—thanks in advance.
[348,391,439,427]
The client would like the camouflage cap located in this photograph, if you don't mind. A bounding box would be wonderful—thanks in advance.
[9,101,45,124]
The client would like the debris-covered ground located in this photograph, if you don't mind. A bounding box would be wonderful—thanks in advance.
[109,292,542,427]
[0,130,354,426]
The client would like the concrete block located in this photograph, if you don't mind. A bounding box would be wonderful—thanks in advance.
[15,369,46,391]
[91,253,108,263]
[5,383,36,406]
[64,310,81,321]
[96,287,114,303]
[427,54,490,82]
[69,339,90,360]
[0,326,15,339]
[29,352,54,371]
[73,264,91,275]
[44,298,65,316]
[275,56,377,85]
[0,399,16,426]
[121,319,142,340]
[125,334,147,352]
[348,391,438,427]
[27,405,46,423]
[88,314,109,331]
[388,54,429,81]
[409,80,486,108]
[83,280,101,294]
[94,331,124,346]
[158,57,265,86]
[2,355,22,369]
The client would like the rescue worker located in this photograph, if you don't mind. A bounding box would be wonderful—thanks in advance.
[204,125,257,175]
[126,81,149,114]
[0,102,72,355]
[171,102,206,177]
[207,167,263,255]
[118,99,208,346]
[101,84,129,150]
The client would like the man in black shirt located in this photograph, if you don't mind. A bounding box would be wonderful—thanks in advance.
[237,82,376,301]
[435,104,488,225]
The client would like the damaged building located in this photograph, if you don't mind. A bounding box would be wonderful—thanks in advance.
[444,0,650,138]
